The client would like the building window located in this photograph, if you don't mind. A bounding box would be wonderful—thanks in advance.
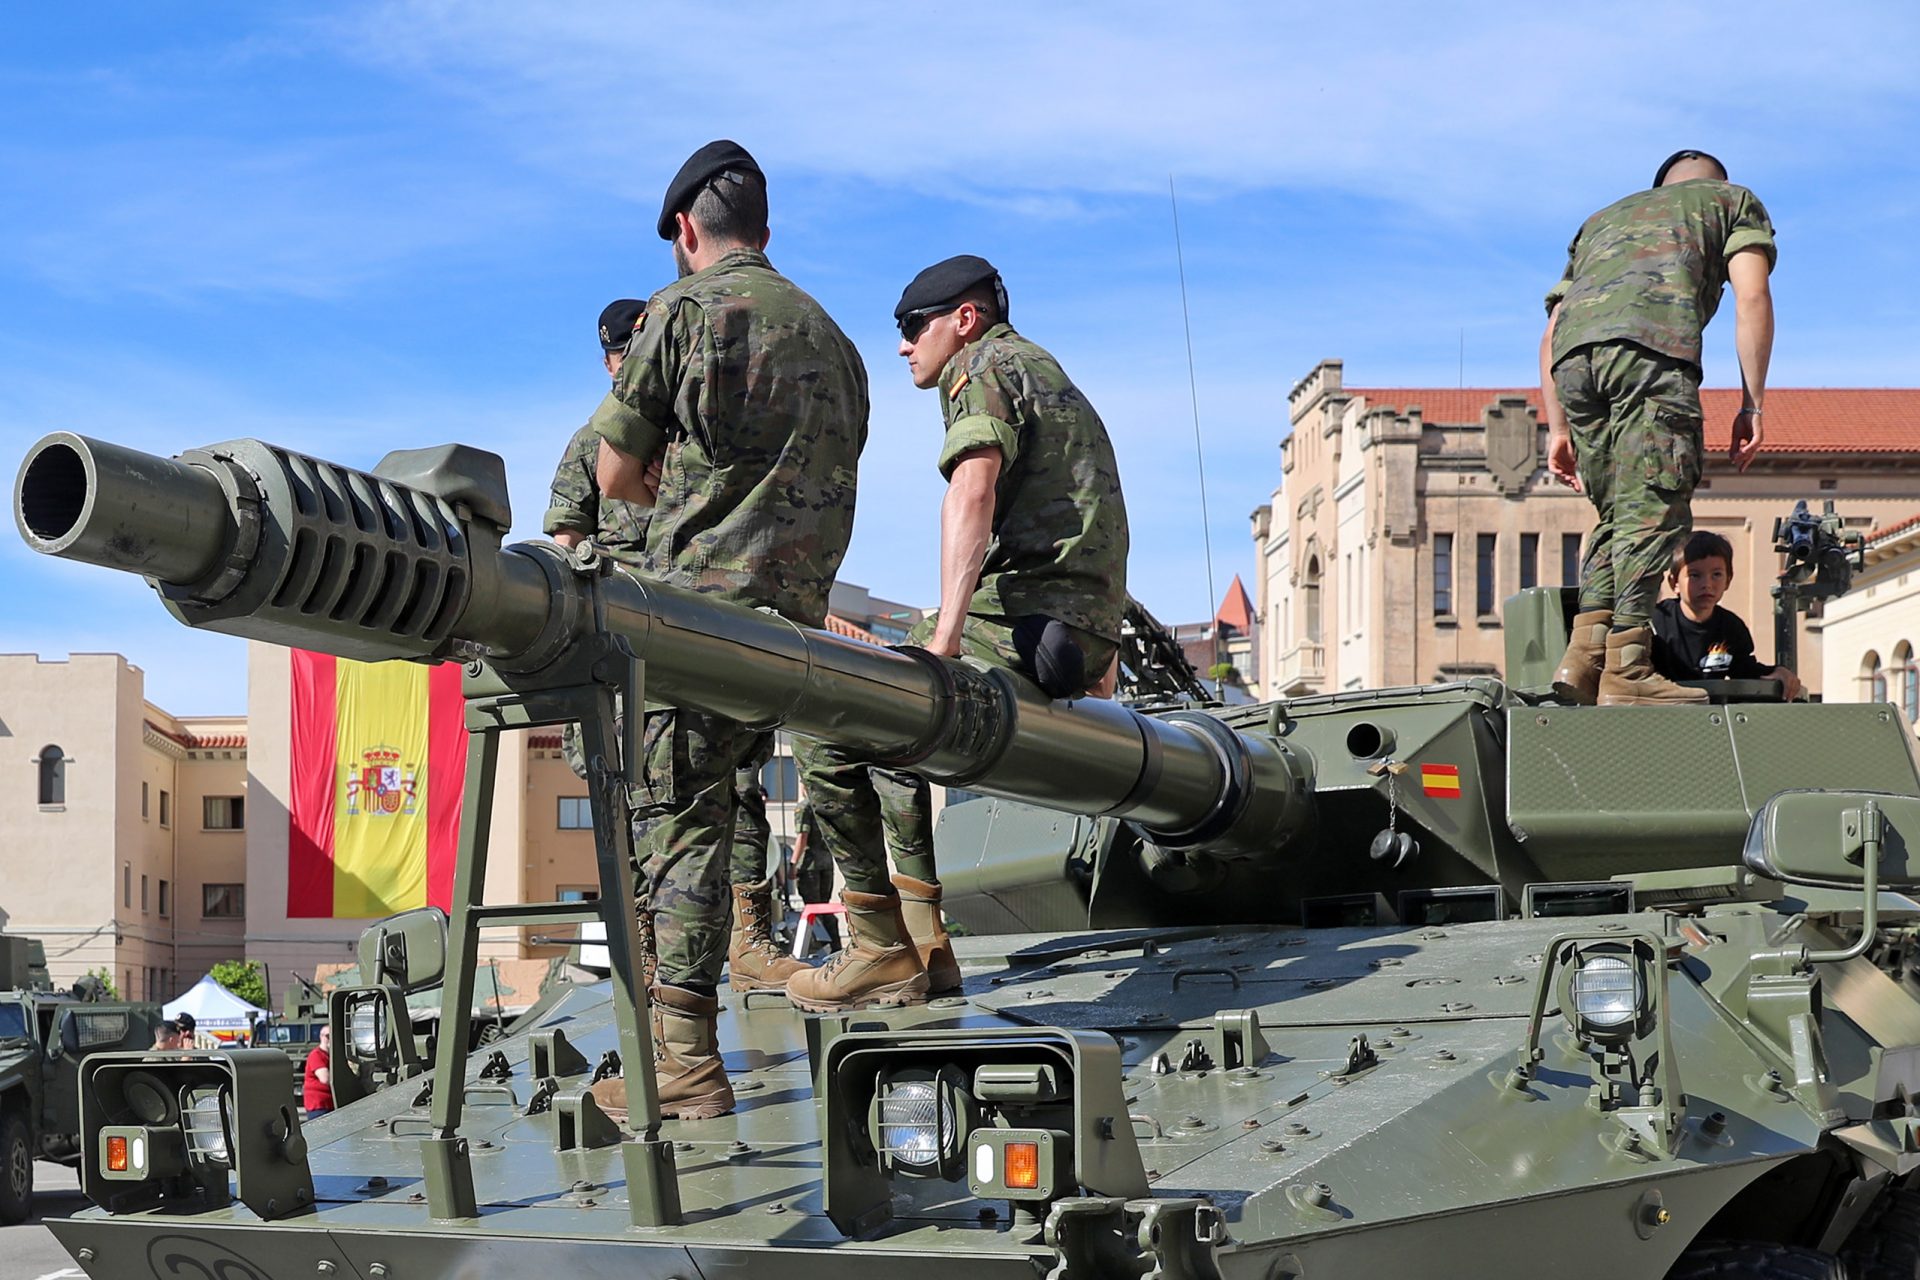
[142,781,150,819]
[37,745,65,806]
[202,883,245,919]
[1476,533,1498,617]
[158,880,170,918]
[1561,533,1583,588]
[1896,642,1918,723]
[1304,556,1323,641]
[761,754,800,804]
[556,886,600,903]
[159,790,171,828]
[557,797,593,830]
[1432,535,1453,617]
[203,795,245,830]
[1520,533,1539,591]
[123,864,131,909]
[1862,651,1888,704]
[141,875,149,914]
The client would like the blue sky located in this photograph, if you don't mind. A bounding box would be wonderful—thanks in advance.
[4,2,1917,714]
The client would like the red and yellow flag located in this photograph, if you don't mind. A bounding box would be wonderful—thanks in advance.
[288,651,465,918]
[1420,763,1462,798]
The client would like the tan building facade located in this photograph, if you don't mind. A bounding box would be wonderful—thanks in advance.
[0,652,247,1000]
[1254,361,1920,698]
[1820,513,1920,730]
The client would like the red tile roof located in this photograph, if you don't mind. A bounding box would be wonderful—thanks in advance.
[1347,387,1919,455]
[1869,511,1920,545]
[145,721,247,750]
[825,613,881,645]
[1215,574,1254,631]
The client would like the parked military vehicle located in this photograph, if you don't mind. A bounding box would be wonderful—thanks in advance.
[15,431,1920,1278]
[0,936,166,1223]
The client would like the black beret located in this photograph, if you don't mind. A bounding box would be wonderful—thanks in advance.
[894,254,1004,322]
[658,140,762,240]
[597,298,646,352]
[1653,148,1726,188]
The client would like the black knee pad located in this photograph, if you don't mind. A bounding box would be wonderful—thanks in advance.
[1012,615,1086,700]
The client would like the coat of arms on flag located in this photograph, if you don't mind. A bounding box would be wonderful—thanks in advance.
[345,745,418,817]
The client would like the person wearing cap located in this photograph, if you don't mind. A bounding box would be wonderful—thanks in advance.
[784,255,1129,1014]
[174,1010,212,1049]
[1542,149,1776,707]
[547,301,802,1001]
[587,140,867,1120]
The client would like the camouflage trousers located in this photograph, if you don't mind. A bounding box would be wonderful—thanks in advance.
[795,612,1118,897]
[1553,343,1704,628]
[628,707,770,990]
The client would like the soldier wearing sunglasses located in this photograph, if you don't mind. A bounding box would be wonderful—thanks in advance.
[787,254,1129,1014]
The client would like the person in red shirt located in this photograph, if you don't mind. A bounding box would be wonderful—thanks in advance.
[302,1024,333,1118]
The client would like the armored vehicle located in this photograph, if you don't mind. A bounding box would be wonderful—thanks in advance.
[0,937,166,1223]
[15,431,1920,1278]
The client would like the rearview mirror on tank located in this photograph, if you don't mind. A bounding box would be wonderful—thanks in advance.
[356,907,448,994]
[1743,791,1920,890]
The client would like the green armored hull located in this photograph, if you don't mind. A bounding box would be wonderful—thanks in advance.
[18,431,1920,1279]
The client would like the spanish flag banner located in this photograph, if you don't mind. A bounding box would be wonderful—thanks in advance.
[287,650,466,918]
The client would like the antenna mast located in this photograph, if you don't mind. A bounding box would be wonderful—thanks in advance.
[1168,176,1219,676]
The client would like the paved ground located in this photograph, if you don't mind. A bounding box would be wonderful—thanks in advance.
[2,1163,88,1280]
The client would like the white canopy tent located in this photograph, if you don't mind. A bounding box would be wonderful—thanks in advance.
[163,974,269,1035]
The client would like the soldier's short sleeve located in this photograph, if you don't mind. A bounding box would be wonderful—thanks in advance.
[590,296,680,465]
[542,424,601,536]
[1723,189,1777,272]
[936,356,1021,479]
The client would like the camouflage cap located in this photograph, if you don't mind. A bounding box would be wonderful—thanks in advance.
[895,254,1007,325]
[658,140,762,240]
[597,298,646,352]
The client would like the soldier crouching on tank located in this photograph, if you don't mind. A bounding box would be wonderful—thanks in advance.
[1542,148,1776,706]
[587,140,869,1118]
[547,300,807,999]
[787,255,1130,1014]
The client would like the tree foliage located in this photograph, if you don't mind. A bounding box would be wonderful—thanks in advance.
[208,959,268,1009]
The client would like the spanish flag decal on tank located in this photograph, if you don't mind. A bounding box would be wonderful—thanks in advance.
[1421,764,1462,797]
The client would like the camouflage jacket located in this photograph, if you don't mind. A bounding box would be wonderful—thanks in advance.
[542,420,652,568]
[1546,178,1776,369]
[935,323,1129,642]
[590,248,868,627]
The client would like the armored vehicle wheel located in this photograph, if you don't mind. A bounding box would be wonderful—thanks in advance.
[1665,1242,1846,1280]
[1843,1185,1920,1280]
[0,1107,31,1224]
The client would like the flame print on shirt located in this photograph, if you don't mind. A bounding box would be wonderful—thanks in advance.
[1700,643,1734,677]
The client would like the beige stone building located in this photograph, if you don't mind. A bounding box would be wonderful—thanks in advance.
[1253,361,1920,699]
[1820,512,1920,728]
[0,653,247,1000]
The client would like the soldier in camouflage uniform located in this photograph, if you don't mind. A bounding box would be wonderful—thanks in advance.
[788,255,1129,1014]
[588,140,868,1118]
[1542,149,1775,707]
[547,301,800,1000]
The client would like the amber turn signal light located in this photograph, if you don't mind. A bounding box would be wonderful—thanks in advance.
[1003,1140,1039,1190]
[106,1135,129,1172]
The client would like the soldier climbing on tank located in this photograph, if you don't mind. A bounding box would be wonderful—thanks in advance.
[587,140,869,1117]
[1543,148,1776,707]
[786,255,1129,1013]
[548,301,805,1001]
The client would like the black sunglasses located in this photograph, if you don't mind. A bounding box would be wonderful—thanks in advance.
[899,303,961,342]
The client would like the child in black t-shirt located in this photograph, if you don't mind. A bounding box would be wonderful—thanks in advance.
[1651,530,1803,699]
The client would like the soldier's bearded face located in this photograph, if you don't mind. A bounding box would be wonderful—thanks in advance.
[900,312,964,390]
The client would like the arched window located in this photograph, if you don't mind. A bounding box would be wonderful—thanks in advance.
[36,744,65,806]
[1303,556,1323,644]
[1895,641,1919,723]
[1861,651,1888,704]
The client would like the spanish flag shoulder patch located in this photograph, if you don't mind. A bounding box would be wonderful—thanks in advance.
[947,370,970,401]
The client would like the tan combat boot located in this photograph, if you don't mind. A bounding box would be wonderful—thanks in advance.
[892,873,962,995]
[785,890,930,1013]
[586,982,735,1122]
[727,878,807,993]
[1551,609,1612,705]
[1597,625,1709,706]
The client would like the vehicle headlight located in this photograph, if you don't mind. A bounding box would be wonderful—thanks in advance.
[1567,952,1644,1038]
[350,1000,382,1055]
[869,1065,973,1180]
[180,1087,232,1166]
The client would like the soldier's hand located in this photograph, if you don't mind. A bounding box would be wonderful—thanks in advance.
[640,458,665,504]
[1546,430,1582,493]
[1729,409,1763,471]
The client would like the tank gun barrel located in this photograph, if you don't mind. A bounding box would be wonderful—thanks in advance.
[16,432,1308,860]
